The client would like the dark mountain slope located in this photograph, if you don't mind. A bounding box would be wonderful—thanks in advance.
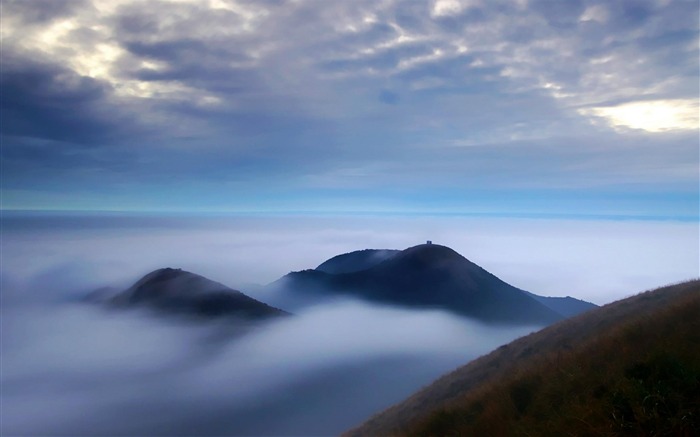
[524,290,598,318]
[316,249,400,274]
[346,279,700,436]
[277,244,565,325]
[107,268,288,319]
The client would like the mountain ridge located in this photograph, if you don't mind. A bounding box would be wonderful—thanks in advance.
[316,249,400,274]
[272,244,594,325]
[89,244,596,326]
[100,267,289,320]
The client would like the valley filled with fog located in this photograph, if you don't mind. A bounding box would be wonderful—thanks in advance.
[5,295,538,435]
[2,213,698,435]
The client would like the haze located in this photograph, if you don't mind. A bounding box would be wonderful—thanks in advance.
[3,212,697,304]
[1,213,696,435]
[1,212,696,434]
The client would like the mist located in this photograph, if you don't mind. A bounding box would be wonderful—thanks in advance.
[2,289,536,436]
[2,212,697,435]
[2,212,697,304]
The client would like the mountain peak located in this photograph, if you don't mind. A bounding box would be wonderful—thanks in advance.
[132,267,186,286]
[316,249,400,274]
[393,243,465,264]
[277,244,571,325]
[124,267,236,302]
[107,268,288,319]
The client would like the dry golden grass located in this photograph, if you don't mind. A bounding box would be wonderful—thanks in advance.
[347,280,700,437]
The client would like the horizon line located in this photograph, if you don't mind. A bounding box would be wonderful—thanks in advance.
[1,208,697,223]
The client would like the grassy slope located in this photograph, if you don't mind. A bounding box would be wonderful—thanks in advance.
[346,280,700,436]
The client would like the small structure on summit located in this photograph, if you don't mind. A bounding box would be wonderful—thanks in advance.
[426,240,432,245]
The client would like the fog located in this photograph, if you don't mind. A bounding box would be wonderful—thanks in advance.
[3,291,536,435]
[2,213,698,435]
[3,213,697,304]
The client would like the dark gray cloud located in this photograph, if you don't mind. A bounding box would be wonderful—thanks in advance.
[0,52,122,144]
[1,0,89,24]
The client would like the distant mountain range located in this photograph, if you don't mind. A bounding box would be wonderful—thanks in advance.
[90,268,288,320]
[88,244,595,326]
[346,279,700,436]
[271,244,595,325]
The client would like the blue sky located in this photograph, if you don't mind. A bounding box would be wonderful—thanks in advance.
[1,0,698,218]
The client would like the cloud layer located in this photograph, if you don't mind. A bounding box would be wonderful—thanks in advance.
[2,223,539,435]
[2,212,697,435]
[1,0,698,216]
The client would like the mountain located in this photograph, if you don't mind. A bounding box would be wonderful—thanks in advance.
[316,249,400,274]
[346,279,700,436]
[272,243,592,325]
[102,268,288,320]
[524,290,598,318]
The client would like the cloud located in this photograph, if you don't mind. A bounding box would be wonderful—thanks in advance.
[580,99,699,132]
[3,213,697,305]
[1,0,697,214]
[0,51,133,144]
[2,212,697,434]
[6,0,695,131]
[1,277,535,435]
[1,0,88,25]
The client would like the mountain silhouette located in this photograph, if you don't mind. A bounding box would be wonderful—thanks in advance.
[273,244,590,325]
[316,249,400,274]
[104,268,288,319]
[524,290,597,318]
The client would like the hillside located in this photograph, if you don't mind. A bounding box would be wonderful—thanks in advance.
[273,244,594,325]
[346,279,700,436]
[104,268,288,320]
[525,290,598,318]
[316,249,400,274]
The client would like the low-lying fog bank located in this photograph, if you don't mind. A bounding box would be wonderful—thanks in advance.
[2,213,697,435]
[3,213,697,305]
[2,293,538,435]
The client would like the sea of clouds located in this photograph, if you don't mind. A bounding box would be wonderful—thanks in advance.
[2,213,697,435]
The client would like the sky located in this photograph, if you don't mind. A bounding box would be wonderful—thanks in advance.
[1,0,698,218]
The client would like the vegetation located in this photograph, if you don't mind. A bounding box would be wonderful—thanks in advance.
[347,280,700,436]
